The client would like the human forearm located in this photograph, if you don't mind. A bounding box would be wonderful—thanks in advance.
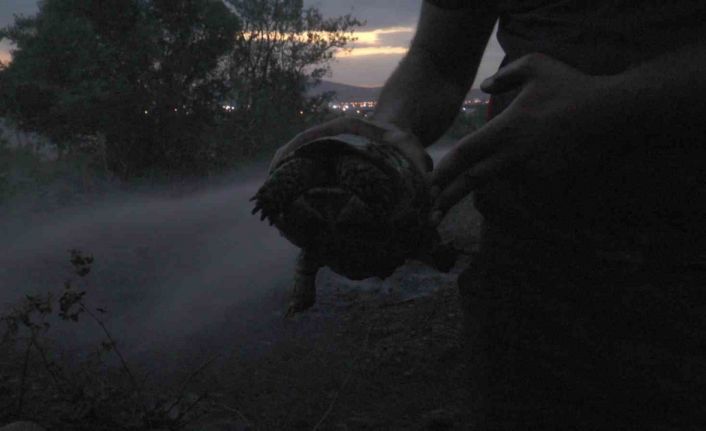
[373,48,478,147]
[372,2,497,147]
[270,2,496,173]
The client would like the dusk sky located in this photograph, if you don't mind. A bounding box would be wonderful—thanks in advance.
[0,0,504,88]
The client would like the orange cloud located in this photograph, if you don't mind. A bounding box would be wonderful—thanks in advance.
[336,46,408,58]
[242,26,414,59]
[352,26,414,46]
[336,26,413,58]
[0,51,11,65]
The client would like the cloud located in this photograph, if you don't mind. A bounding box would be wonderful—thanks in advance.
[0,51,11,66]
[330,54,407,87]
[304,0,421,29]
[334,26,413,58]
[0,0,504,87]
[240,25,413,60]
[0,0,39,28]
[330,22,505,88]
[337,46,409,58]
[352,26,414,46]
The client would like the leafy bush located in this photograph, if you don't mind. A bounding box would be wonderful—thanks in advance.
[0,251,231,430]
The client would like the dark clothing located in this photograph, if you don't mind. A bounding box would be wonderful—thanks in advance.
[429,0,706,257]
[427,0,706,73]
[496,0,706,75]
[425,0,706,428]
[459,223,706,429]
[481,87,706,264]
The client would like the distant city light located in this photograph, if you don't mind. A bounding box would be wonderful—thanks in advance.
[328,98,488,113]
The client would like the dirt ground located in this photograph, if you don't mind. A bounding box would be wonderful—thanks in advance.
[193,265,469,430]
[185,196,484,430]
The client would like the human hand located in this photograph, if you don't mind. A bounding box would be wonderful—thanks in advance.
[429,53,614,225]
[270,117,433,175]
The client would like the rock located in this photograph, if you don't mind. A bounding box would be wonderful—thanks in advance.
[0,422,46,431]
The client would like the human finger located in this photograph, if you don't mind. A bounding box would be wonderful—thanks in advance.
[429,157,505,226]
[480,52,545,95]
[379,126,433,172]
[430,119,506,190]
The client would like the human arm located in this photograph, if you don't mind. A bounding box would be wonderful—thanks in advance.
[430,34,706,223]
[270,1,498,173]
[372,1,498,148]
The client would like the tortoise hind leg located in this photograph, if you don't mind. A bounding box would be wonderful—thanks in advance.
[285,250,321,317]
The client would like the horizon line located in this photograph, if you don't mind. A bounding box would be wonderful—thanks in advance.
[317,79,482,90]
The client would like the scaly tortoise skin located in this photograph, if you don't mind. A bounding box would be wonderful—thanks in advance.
[251,134,458,316]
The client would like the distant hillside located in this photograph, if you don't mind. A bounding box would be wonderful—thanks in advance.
[466,88,490,101]
[308,81,381,102]
[308,80,489,103]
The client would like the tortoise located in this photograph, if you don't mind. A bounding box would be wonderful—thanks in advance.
[251,134,458,316]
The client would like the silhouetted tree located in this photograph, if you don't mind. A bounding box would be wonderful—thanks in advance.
[223,0,363,156]
[0,0,360,176]
[0,0,240,177]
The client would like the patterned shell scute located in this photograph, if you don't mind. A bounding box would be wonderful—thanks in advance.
[252,134,433,280]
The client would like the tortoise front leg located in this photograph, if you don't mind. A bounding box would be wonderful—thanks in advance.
[285,250,321,317]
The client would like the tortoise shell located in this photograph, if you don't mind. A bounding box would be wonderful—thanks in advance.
[251,134,436,280]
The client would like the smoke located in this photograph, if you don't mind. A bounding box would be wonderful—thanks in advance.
[0,143,454,371]
[0,164,297,359]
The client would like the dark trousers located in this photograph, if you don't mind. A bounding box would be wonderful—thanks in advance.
[458,221,706,430]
